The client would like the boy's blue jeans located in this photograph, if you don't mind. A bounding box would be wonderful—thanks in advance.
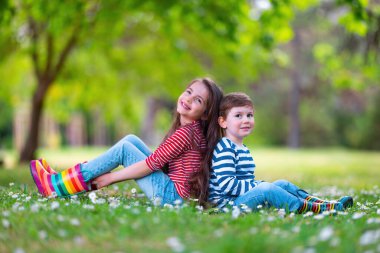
[233,179,310,212]
[80,135,183,206]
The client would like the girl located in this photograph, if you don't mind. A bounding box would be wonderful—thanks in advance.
[30,77,223,206]
[208,92,353,214]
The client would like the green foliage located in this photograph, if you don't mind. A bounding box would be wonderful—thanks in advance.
[305,1,380,149]
[0,0,13,24]
[0,54,34,106]
[334,91,380,150]
[1,0,380,151]
[339,11,368,35]
[2,0,304,133]
[299,99,337,146]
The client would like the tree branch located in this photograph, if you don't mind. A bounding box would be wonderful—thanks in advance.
[28,17,42,82]
[45,33,54,80]
[50,26,79,85]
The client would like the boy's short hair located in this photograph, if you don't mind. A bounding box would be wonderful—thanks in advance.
[219,92,254,118]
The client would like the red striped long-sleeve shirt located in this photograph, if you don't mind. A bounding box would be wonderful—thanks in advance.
[146,120,206,199]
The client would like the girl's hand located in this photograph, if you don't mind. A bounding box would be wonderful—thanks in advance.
[92,173,113,189]
[91,160,151,189]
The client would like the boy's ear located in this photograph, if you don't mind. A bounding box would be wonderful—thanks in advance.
[218,116,227,129]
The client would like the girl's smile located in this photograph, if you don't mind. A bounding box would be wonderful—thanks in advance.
[180,100,191,110]
[177,81,209,125]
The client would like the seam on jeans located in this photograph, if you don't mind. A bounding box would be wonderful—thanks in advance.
[235,194,265,206]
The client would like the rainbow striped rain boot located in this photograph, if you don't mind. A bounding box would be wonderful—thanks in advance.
[297,200,344,214]
[305,195,353,209]
[38,158,57,174]
[30,160,88,197]
[38,159,97,191]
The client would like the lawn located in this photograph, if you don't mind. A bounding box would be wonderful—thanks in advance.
[1,147,380,253]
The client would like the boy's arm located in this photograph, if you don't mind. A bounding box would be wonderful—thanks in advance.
[93,160,152,189]
[213,148,253,197]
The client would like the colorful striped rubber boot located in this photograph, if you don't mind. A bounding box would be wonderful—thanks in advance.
[30,160,88,197]
[305,195,353,209]
[37,159,97,191]
[38,158,57,174]
[297,200,344,214]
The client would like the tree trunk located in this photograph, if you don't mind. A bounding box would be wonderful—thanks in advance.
[140,96,174,146]
[18,20,78,163]
[141,97,163,146]
[19,80,49,163]
[288,30,301,148]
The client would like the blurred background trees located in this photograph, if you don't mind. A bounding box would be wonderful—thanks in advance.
[0,0,379,164]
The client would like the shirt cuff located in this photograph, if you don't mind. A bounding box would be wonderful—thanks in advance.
[145,156,159,172]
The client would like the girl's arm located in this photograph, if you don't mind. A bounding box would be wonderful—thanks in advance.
[92,160,151,189]
[94,125,193,189]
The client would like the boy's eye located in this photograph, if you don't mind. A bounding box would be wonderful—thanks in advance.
[234,114,242,118]
[248,113,254,118]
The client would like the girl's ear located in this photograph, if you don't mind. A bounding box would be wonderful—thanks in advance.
[218,116,227,129]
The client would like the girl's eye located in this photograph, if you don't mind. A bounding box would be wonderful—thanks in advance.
[248,113,254,118]
[234,114,242,118]
[195,98,202,104]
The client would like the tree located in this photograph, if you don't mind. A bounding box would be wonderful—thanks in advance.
[5,0,252,162]
[10,1,102,162]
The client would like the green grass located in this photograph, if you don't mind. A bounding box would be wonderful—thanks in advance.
[1,147,380,253]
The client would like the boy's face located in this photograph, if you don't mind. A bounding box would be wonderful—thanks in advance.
[218,106,254,145]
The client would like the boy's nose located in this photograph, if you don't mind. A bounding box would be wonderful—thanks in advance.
[243,117,251,122]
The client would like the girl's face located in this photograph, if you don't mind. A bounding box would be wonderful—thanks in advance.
[177,81,209,125]
[218,106,254,145]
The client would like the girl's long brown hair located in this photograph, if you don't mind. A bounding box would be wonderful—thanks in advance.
[187,78,223,207]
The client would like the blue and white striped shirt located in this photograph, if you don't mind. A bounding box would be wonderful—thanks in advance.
[208,137,259,208]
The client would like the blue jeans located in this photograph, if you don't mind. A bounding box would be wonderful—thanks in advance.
[233,179,310,212]
[81,135,183,206]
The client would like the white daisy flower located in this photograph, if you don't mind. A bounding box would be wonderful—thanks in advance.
[318,226,334,241]
[232,206,241,219]
[166,237,185,252]
[51,201,60,210]
[70,218,80,226]
[2,219,10,228]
